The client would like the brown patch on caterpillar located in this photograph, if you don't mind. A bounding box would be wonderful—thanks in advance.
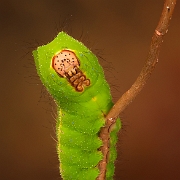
[97,117,116,180]
[52,50,90,92]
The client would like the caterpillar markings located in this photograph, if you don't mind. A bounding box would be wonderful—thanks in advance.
[33,31,121,180]
[52,50,90,92]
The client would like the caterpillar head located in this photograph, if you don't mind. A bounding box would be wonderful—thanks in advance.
[33,31,105,103]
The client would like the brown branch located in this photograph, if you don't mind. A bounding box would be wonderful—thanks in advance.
[107,0,177,120]
[97,0,177,180]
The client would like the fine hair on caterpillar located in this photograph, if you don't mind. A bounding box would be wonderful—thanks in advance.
[33,31,121,180]
[26,23,121,179]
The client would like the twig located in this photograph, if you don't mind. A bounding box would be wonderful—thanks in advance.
[107,0,177,120]
[97,0,177,179]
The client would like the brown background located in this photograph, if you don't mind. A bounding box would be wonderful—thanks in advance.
[1,0,180,180]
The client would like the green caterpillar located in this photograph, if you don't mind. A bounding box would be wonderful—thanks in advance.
[33,32,121,180]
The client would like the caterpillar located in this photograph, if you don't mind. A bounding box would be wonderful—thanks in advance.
[33,31,121,180]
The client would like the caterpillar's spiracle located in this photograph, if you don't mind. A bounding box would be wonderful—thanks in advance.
[33,32,121,180]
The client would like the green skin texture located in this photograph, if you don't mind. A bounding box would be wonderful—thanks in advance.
[33,32,121,180]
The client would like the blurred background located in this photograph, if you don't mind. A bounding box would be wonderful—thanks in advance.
[0,0,180,179]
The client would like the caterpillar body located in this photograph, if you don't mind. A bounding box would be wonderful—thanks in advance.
[33,32,121,180]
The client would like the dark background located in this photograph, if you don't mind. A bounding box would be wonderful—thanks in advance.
[1,0,180,179]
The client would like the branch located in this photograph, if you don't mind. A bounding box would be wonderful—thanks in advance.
[107,0,177,121]
[97,0,177,179]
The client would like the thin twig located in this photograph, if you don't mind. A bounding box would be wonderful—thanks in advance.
[97,0,177,179]
[107,0,177,120]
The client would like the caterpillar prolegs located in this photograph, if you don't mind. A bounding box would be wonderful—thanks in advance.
[33,32,121,180]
